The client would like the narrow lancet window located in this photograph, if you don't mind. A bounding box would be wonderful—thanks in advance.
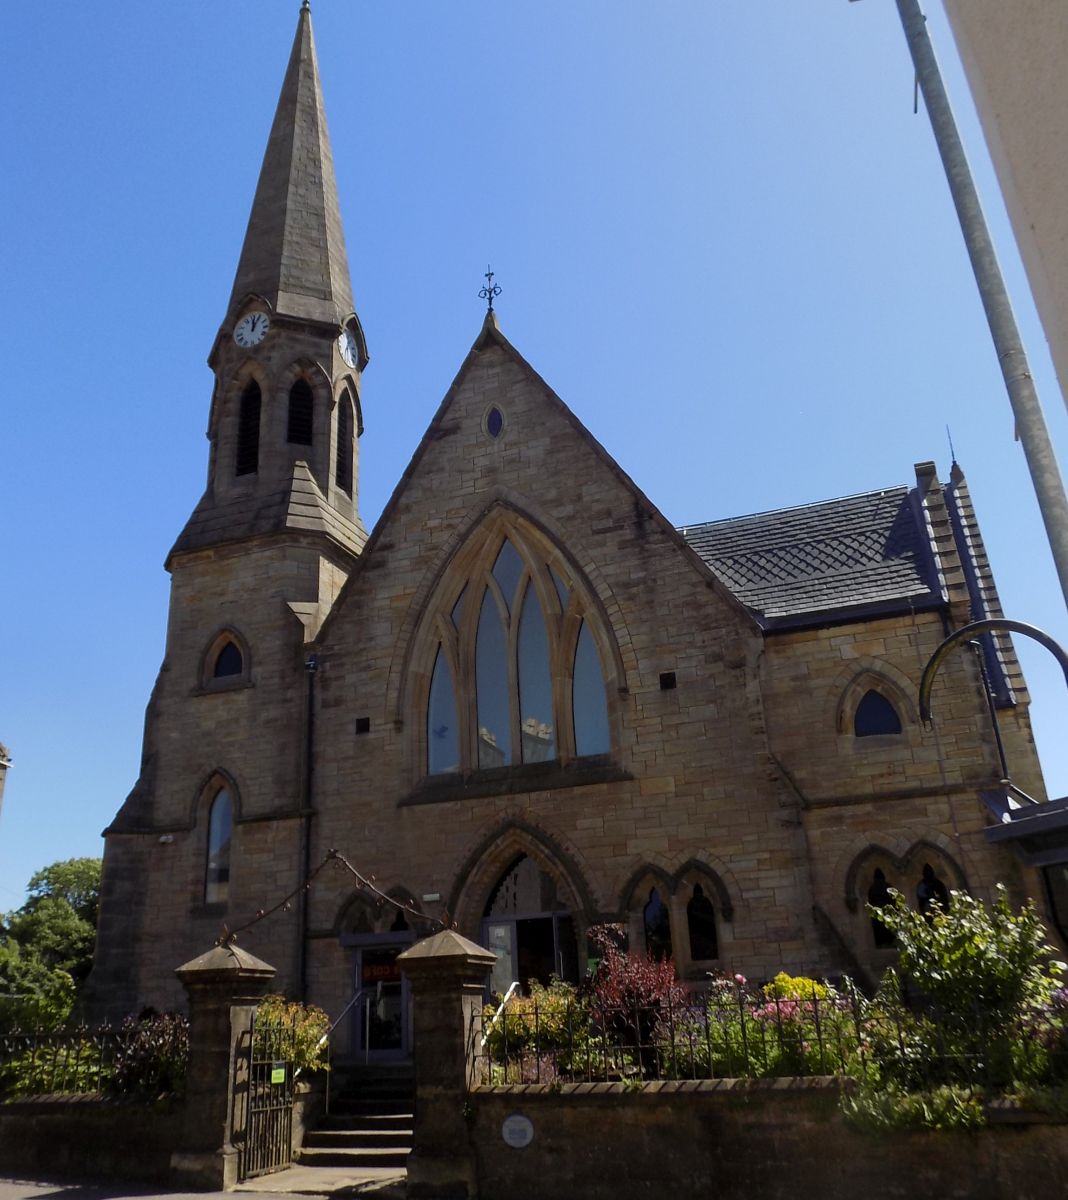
[205,788,233,905]
[573,621,610,756]
[644,888,672,961]
[476,588,512,768]
[427,647,460,775]
[687,884,718,960]
[492,540,524,611]
[235,381,261,476]
[336,394,354,493]
[287,379,314,445]
[518,582,555,762]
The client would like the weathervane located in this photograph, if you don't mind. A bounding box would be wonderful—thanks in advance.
[479,265,502,312]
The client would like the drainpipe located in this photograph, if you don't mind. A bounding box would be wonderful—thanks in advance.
[856,0,1068,612]
[298,652,319,1000]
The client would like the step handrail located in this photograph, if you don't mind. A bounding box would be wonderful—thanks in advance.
[480,980,520,1048]
[295,987,365,1085]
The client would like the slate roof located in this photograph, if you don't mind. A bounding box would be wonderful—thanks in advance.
[681,486,943,629]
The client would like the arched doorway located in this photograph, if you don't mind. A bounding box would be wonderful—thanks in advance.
[479,854,579,995]
[338,894,418,1061]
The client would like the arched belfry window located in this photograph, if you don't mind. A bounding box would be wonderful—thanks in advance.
[423,526,613,777]
[287,379,314,446]
[336,392,354,494]
[235,381,261,476]
[854,689,902,737]
[205,787,233,905]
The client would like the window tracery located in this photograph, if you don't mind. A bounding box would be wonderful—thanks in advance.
[423,528,611,777]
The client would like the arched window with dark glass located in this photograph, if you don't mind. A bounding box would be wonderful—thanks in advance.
[422,527,615,777]
[643,887,672,961]
[427,646,459,775]
[235,381,261,476]
[287,379,314,446]
[854,689,902,737]
[686,883,718,960]
[336,393,354,493]
[205,788,232,905]
[573,621,610,756]
[213,641,243,679]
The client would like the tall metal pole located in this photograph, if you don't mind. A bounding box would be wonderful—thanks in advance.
[892,0,1068,612]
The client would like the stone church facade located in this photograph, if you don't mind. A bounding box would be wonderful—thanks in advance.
[89,7,1053,1052]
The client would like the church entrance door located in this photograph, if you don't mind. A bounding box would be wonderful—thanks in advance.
[480,855,579,996]
[355,944,409,1058]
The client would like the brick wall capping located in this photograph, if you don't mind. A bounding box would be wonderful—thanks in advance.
[397,929,496,974]
[175,941,277,983]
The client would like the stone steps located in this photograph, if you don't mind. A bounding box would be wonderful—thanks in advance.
[298,1064,413,1174]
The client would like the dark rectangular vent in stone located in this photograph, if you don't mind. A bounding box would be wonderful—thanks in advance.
[659,672,677,691]
[355,717,370,735]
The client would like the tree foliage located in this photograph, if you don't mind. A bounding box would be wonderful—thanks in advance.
[0,857,102,1029]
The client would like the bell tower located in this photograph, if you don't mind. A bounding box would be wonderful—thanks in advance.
[89,3,366,1017]
[173,0,367,574]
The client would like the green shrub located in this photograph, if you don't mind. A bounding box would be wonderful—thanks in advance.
[255,994,330,1075]
[842,1080,985,1133]
[108,1013,188,1097]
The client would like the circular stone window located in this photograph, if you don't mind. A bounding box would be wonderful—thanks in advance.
[485,406,504,438]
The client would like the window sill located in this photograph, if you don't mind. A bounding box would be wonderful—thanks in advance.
[192,679,254,697]
[402,756,632,806]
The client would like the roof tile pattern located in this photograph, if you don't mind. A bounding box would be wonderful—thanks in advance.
[682,487,941,624]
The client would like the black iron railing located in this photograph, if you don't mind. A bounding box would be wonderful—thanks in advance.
[472,990,1068,1091]
[0,1024,132,1096]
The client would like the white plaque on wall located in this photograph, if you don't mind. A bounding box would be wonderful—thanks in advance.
[501,1113,534,1148]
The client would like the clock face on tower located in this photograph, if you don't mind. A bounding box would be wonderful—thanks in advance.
[338,326,359,369]
[234,311,270,348]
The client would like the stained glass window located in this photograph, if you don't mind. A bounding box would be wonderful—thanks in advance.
[518,583,555,762]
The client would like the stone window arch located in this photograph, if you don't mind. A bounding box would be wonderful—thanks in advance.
[844,840,966,949]
[199,628,251,690]
[836,667,914,740]
[417,514,617,778]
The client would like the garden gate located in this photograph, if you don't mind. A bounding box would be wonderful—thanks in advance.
[232,1011,294,1181]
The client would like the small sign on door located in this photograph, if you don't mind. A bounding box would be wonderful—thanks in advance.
[270,1063,286,1085]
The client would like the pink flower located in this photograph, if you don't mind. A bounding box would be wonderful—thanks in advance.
[734,973,747,986]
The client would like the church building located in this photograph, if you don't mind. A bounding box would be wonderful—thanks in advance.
[89,6,1054,1054]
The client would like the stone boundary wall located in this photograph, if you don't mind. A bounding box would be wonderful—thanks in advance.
[0,1097,182,1182]
[467,1079,1068,1200]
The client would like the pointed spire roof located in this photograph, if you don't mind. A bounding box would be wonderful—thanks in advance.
[227,4,354,327]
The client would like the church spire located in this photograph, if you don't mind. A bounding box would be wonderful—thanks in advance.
[227,3,354,327]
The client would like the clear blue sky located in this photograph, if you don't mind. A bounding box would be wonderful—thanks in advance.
[2,2,1067,911]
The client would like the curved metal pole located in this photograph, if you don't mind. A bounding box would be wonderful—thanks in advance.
[892,0,1068,613]
[919,618,1068,723]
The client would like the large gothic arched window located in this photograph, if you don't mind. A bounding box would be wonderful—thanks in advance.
[425,528,612,776]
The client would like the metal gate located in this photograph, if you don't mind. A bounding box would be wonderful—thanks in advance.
[232,1012,294,1181]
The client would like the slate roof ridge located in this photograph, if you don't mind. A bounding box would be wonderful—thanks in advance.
[678,483,910,535]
